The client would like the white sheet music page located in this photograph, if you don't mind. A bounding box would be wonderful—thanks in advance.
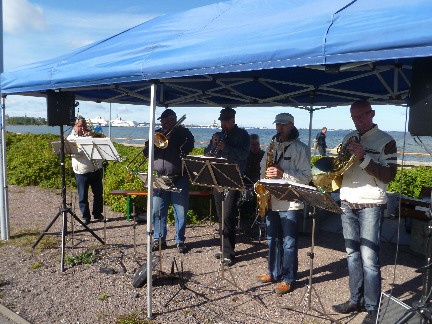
[259,178,316,191]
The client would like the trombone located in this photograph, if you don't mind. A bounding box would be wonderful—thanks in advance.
[154,114,186,149]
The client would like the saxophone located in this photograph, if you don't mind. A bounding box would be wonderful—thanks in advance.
[254,133,278,218]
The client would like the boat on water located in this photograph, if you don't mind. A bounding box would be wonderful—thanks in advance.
[209,120,220,129]
[88,116,108,127]
[111,117,138,127]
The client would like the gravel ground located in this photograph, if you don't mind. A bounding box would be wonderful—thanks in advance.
[0,185,426,324]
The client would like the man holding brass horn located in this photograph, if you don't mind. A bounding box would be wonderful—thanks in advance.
[67,116,104,225]
[255,113,311,295]
[332,100,397,324]
[144,109,194,254]
[210,107,250,266]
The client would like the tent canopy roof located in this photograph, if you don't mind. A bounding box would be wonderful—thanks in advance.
[2,0,432,108]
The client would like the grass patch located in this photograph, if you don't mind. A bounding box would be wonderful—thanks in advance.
[65,250,97,266]
[116,311,153,324]
[98,293,109,301]
[31,262,42,270]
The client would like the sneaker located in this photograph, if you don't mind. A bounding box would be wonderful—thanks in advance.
[362,310,378,324]
[177,243,188,254]
[256,274,277,283]
[274,282,294,295]
[152,241,167,252]
[332,301,362,314]
[81,218,90,225]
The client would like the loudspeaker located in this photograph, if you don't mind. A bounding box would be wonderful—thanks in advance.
[377,292,424,323]
[46,90,76,126]
[409,57,432,136]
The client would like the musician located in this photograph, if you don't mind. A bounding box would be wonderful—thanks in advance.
[204,133,219,155]
[144,109,194,254]
[332,100,397,324]
[210,107,250,265]
[256,112,311,295]
[66,116,104,225]
[245,134,265,183]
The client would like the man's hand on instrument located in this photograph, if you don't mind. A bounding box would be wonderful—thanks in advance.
[265,166,283,179]
[348,142,365,160]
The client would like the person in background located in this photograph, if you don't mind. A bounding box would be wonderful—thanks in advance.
[67,116,104,225]
[256,112,311,295]
[209,107,250,265]
[315,127,327,156]
[204,133,219,156]
[93,123,103,135]
[244,134,265,184]
[331,100,397,324]
[144,109,195,254]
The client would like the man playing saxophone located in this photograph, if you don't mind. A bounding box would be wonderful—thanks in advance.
[144,109,195,254]
[209,107,250,266]
[256,112,311,295]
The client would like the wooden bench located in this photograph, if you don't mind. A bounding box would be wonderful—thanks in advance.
[110,189,212,220]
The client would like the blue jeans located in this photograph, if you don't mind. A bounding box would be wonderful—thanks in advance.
[341,202,384,312]
[75,169,103,220]
[152,176,189,244]
[266,210,300,285]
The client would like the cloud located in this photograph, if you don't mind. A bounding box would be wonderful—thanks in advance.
[3,0,48,34]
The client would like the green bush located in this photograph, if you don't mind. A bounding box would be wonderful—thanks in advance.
[6,133,431,221]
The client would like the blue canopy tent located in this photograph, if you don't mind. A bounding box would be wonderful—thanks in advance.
[2,0,432,318]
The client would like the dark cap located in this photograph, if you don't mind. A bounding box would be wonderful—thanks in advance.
[218,107,236,121]
[157,109,176,120]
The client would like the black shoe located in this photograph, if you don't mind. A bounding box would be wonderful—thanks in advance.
[332,301,362,314]
[152,241,167,252]
[93,215,104,222]
[177,243,188,254]
[214,252,222,259]
[362,310,378,324]
[81,218,90,225]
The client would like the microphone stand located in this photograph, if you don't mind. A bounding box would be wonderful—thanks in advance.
[395,220,432,324]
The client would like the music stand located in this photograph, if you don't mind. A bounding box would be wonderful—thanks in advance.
[32,127,105,272]
[182,155,246,291]
[76,137,122,241]
[259,179,342,322]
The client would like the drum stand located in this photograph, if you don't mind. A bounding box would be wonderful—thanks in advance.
[250,209,266,243]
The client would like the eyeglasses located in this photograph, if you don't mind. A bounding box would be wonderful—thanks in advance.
[351,110,372,120]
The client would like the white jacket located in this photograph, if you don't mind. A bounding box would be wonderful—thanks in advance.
[260,136,312,211]
[66,130,102,175]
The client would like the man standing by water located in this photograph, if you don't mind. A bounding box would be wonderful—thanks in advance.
[315,127,327,156]
[332,100,397,324]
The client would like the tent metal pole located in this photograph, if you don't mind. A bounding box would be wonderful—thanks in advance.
[308,105,313,149]
[0,0,9,241]
[108,102,112,139]
[146,83,157,319]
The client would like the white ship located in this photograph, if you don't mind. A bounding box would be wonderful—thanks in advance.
[89,116,108,127]
[209,120,220,129]
[111,116,138,127]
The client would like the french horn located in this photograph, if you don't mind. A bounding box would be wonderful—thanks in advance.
[311,136,359,192]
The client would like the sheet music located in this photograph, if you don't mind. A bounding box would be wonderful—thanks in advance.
[51,140,78,155]
[259,178,317,191]
[136,173,181,192]
[75,137,122,161]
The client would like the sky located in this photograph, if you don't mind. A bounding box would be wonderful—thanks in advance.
[2,0,410,131]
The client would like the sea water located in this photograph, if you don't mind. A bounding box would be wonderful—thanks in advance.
[6,125,432,163]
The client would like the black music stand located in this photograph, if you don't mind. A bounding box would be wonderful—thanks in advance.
[182,155,246,291]
[76,137,122,241]
[32,127,105,272]
[259,179,342,322]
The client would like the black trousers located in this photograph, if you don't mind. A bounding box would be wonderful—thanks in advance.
[213,189,240,258]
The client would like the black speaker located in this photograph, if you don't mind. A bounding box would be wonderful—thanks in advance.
[377,293,424,323]
[409,57,432,136]
[46,90,76,126]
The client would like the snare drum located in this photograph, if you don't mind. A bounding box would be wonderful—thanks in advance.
[240,186,255,202]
